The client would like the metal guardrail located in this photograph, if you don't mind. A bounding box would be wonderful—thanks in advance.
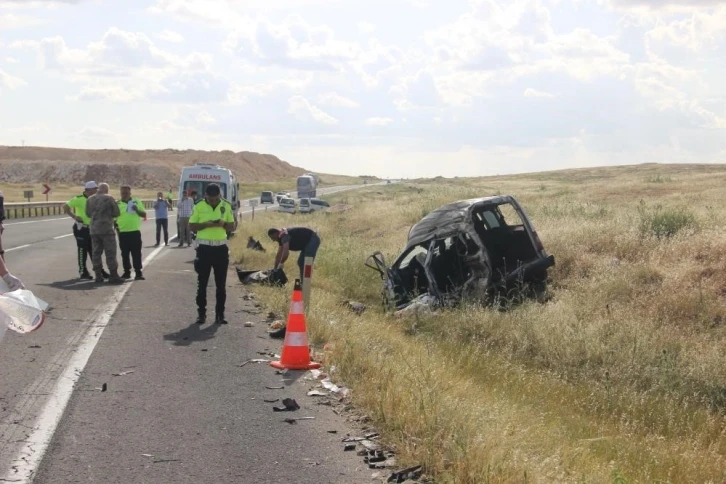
[3,199,178,220]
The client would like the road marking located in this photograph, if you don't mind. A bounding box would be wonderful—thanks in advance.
[2,234,177,484]
[5,244,30,252]
[53,234,73,240]
[3,217,71,226]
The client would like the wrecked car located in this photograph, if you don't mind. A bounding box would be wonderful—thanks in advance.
[365,195,555,312]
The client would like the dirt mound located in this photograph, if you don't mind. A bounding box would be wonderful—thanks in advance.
[0,146,307,189]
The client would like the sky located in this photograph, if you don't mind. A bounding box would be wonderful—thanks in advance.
[0,0,724,178]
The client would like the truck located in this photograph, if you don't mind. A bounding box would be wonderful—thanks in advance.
[296,173,319,199]
[178,162,240,230]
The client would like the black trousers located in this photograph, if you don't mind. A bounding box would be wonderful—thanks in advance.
[195,245,229,316]
[156,218,168,244]
[118,230,143,273]
[72,223,92,274]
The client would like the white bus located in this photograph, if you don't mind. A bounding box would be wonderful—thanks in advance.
[178,163,240,229]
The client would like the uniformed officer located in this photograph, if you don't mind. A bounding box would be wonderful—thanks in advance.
[115,185,147,280]
[63,181,109,280]
[189,183,235,325]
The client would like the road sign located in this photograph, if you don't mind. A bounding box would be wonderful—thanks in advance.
[23,190,33,202]
[42,184,51,195]
[249,199,258,207]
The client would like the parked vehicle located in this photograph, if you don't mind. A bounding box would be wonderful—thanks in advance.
[178,163,239,233]
[299,198,312,214]
[276,191,290,202]
[278,197,296,214]
[298,198,330,214]
[260,191,274,204]
[366,195,554,312]
[310,198,330,211]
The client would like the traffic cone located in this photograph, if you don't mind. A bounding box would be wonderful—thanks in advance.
[270,279,321,371]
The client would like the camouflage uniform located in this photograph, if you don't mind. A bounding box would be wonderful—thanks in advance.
[86,193,121,280]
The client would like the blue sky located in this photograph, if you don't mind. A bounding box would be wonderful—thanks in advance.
[0,0,724,178]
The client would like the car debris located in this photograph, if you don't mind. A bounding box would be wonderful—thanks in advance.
[246,236,266,252]
[236,267,288,286]
[366,195,555,312]
[341,300,366,315]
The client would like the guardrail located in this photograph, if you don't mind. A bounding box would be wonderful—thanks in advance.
[3,199,178,220]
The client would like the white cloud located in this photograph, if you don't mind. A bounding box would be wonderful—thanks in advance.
[155,29,184,43]
[364,117,393,126]
[357,21,376,34]
[0,69,26,90]
[288,95,338,124]
[225,17,362,71]
[524,88,555,98]
[318,92,359,108]
[0,13,44,29]
[0,0,724,177]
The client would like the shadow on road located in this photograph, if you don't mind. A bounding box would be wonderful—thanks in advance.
[163,321,221,346]
[36,278,99,291]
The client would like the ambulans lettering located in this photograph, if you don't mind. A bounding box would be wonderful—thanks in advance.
[188,173,223,180]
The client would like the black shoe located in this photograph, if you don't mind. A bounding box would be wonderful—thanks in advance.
[154,243,160,247]
[196,312,206,324]
[80,271,93,280]
[134,272,145,281]
[215,315,228,325]
[121,271,131,279]
[102,270,110,279]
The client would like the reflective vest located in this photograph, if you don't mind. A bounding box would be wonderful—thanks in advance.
[116,198,143,232]
[67,194,90,225]
[190,199,234,241]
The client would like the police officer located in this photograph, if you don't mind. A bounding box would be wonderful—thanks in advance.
[63,181,109,281]
[115,185,147,280]
[189,183,235,325]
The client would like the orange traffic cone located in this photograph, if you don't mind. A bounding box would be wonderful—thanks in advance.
[270,279,321,371]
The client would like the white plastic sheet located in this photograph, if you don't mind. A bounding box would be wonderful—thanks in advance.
[0,288,47,336]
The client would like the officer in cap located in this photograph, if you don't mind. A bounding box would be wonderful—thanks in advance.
[189,183,235,325]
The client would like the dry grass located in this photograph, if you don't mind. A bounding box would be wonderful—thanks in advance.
[231,164,726,483]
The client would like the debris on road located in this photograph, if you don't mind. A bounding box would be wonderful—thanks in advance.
[238,358,270,367]
[282,416,315,424]
[307,390,327,397]
[263,398,280,403]
[236,267,288,286]
[265,385,284,390]
[272,397,300,412]
[112,370,135,376]
[387,464,424,483]
[244,321,255,327]
[344,443,356,452]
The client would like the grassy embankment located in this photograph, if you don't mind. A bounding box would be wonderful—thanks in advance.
[230,163,726,483]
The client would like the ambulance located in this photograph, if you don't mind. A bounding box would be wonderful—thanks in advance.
[178,163,240,230]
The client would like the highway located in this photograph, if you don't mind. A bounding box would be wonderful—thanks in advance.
[0,184,379,483]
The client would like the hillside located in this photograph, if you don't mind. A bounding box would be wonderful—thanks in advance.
[0,146,307,189]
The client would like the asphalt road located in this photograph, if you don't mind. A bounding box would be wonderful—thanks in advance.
[0,183,389,483]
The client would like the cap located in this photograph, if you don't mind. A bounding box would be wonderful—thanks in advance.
[84,181,98,189]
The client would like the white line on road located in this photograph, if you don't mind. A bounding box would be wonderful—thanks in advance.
[5,244,30,252]
[3,217,71,226]
[53,234,73,240]
[2,235,177,484]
